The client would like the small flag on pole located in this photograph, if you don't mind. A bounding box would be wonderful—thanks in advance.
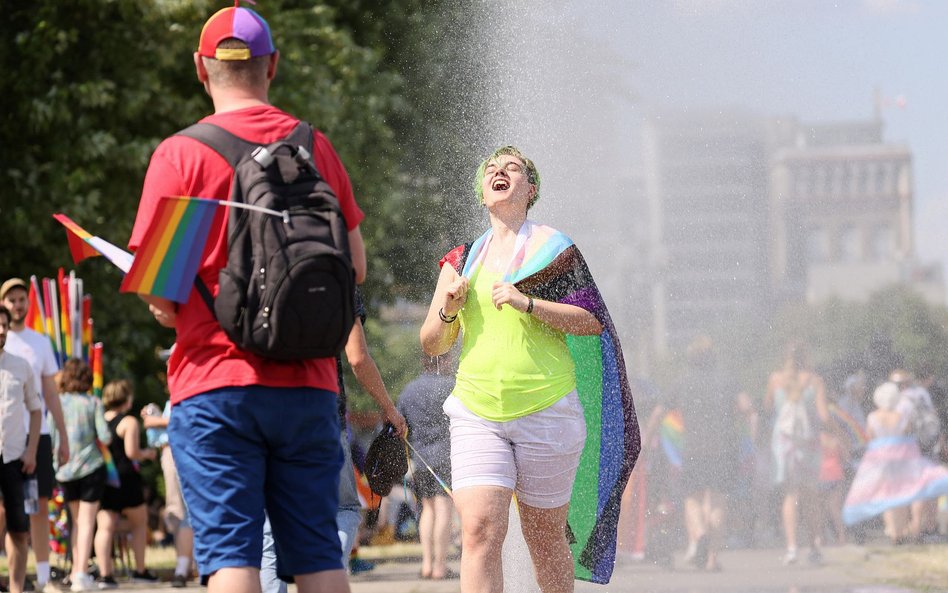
[120,196,218,304]
[91,342,104,397]
[52,214,101,264]
[24,277,46,335]
[52,214,135,273]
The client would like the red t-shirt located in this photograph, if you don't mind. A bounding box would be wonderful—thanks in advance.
[130,105,365,404]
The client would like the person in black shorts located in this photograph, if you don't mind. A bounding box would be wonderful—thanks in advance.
[93,380,158,588]
[51,359,112,592]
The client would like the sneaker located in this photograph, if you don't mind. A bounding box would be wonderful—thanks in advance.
[781,549,798,566]
[70,573,96,592]
[95,575,118,589]
[171,573,188,588]
[807,548,823,565]
[131,570,159,583]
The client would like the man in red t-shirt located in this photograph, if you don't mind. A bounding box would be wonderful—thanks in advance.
[129,7,362,593]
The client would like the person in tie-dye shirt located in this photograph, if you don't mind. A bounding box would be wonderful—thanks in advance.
[49,358,111,591]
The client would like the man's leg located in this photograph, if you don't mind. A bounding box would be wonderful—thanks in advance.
[261,388,348,593]
[7,531,29,593]
[260,515,287,593]
[30,434,55,588]
[168,389,268,593]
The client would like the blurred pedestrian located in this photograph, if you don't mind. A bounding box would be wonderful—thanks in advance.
[50,358,111,591]
[397,354,457,580]
[843,381,948,542]
[765,342,831,565]
[94,379,159,588]
[648,336,738,571]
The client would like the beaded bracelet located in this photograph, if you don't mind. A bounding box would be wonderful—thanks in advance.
[438,307,458,323]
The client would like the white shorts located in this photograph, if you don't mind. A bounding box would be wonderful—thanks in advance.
[443,390,587,508]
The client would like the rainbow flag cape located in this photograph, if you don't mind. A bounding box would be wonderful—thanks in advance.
[120,196,218,304]
[830,403,868,449]
[52,214,134,272]
[659,409,684,469]
[443,220,640,584]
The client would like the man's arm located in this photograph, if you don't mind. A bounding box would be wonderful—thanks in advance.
[42,374,69,465]
[23,409,41,474]
[348,226,366,284]
[22,374,42,474]
[344,320,407,437]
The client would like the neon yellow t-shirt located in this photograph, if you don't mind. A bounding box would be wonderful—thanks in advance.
[453,268,576,421]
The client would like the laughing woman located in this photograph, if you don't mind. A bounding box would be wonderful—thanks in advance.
[420,146,639,593]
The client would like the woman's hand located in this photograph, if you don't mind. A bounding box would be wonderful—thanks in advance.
[442,276,469,316]
[492,282,529,312]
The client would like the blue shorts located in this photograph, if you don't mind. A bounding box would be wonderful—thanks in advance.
[169,385,343,581]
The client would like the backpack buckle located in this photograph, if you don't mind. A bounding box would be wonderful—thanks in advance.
[252,146,274,168]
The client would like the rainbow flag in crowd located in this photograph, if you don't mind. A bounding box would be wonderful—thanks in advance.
[120,196,218,303]
[444,220,640,585]
[24,277,47,335]
[830,403,868,449]
[659,409,685,469]
[91,342,103,397]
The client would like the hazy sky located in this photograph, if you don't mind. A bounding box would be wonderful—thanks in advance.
[571,0,947,267]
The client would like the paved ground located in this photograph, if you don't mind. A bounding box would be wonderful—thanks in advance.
[347,545,917,593]
[33,543,928,593]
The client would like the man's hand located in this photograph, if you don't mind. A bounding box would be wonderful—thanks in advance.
[149,303,177,328]
[57,440,70,466]
[21,450,37,475]
[386,409,408,439]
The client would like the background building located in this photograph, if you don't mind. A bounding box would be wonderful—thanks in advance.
[640,111,942,356]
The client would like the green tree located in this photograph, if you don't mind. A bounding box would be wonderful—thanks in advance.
[1,0,476,407]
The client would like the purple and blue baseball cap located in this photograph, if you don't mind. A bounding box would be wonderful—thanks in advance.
[198,4,275,61]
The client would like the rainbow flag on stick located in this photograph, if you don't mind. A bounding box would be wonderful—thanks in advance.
[91,342,103,397]
[120,196,219,304]
[24,276,47,335]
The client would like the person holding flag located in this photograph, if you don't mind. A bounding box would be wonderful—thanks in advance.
[1,278,70,591]
[129,5,367,593]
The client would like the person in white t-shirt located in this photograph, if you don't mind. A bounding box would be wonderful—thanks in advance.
[0,278,70,591]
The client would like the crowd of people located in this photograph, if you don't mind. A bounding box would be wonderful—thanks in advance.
[13,4,947,593]
[0,279,169,592]
[617,337,948,571]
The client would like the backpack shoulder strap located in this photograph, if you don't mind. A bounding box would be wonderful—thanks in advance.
[283,121,315,154]
[176,123,258,168]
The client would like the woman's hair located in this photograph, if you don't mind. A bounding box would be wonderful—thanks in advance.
[873,381,900,411]
[102,379,133,411]
[58,358,93,394]
[474,146,541,210]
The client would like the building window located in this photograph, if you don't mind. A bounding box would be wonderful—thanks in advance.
[807,226,830,263]
[871,224,895,261]
[839,225,862,262]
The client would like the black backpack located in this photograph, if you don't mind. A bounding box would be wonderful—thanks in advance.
[177,121,355,360]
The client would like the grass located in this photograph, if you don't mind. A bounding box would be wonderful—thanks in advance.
[855,544,948,592]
